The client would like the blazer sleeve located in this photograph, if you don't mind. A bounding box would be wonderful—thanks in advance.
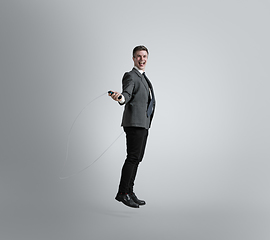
[120,72,135,105]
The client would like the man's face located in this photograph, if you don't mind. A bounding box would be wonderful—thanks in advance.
[133,50,148,71]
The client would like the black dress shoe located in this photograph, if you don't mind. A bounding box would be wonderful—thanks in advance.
[115,193,139,208]
[130,192,146,205]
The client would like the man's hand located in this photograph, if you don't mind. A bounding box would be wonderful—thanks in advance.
[108,91,122,102]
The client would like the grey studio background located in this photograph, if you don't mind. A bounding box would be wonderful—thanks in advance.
[0,0,269,240]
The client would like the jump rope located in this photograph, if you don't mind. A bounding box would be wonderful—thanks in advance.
[59,91,123,180]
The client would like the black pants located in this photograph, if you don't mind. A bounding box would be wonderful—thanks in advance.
[118,127,148,194]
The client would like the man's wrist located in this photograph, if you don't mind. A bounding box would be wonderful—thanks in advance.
[119,95,125,104]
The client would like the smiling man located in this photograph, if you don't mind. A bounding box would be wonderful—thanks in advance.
[109,45,156,208]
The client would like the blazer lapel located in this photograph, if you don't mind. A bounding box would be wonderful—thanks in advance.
[132,68,149,91]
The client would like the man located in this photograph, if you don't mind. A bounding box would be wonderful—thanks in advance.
[109,45,155,208]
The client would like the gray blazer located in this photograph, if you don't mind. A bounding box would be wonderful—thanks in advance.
[120,68,155,129]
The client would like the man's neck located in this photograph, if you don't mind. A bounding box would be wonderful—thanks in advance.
[134,66,144,74]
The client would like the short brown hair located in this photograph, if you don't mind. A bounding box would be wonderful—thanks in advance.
[133,45,149,58]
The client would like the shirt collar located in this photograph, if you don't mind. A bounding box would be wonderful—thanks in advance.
[134,66,144,75]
